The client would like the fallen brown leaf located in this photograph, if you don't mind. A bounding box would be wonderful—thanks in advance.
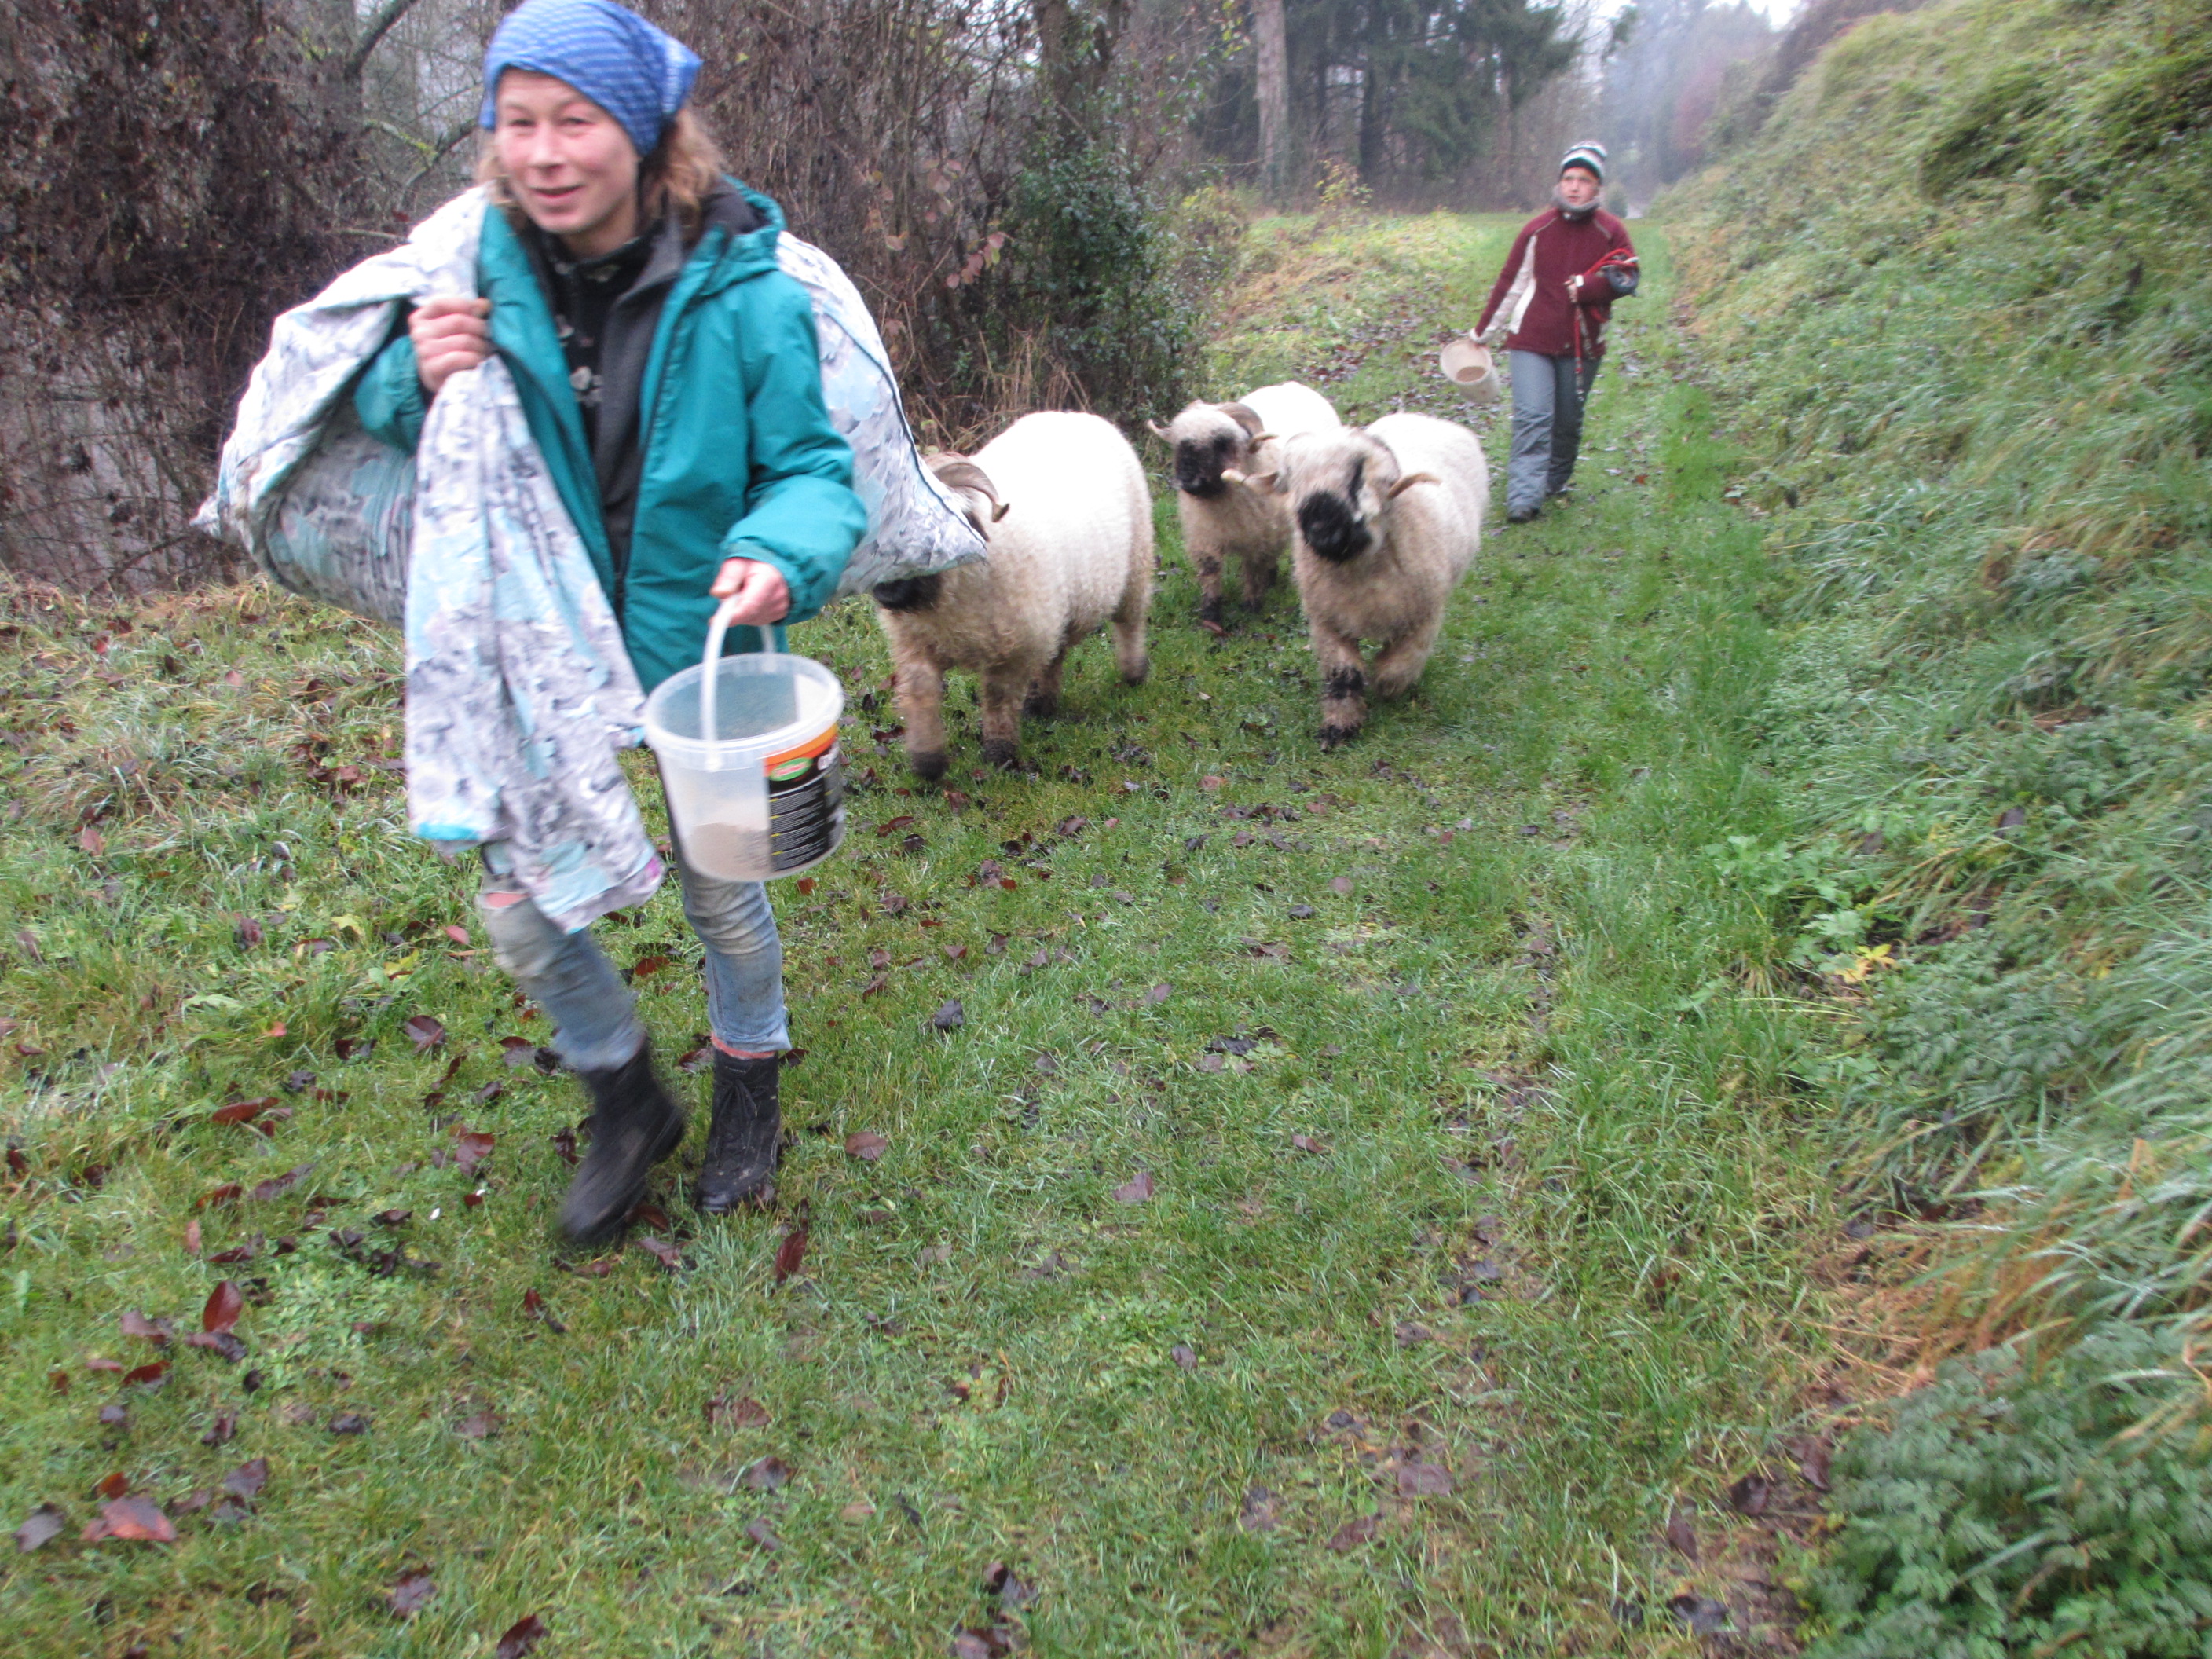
[1665,1505,1698,1561]
[16,1504,66,1553]
[93,1495,174,1544]
[247,1163,313,1202]
[705,1393,770,1428]
[119,1309,173,1345]
[1326,1512,1379,1551]
[1397,1461,1454,1496]
[222,1457,269,1500]
[1111,1170,1154,1204]
[522,1288,567,1333]
[773,1224,808,1284]
[202,1280,244,1335]
[741,1456,789,1491]
[389,1569,436,1617]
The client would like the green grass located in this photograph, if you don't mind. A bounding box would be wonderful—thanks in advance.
[1661,1,2212,1650]
[0,219,1838,1654]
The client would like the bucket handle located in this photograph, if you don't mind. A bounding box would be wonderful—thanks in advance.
[698,595,770,749]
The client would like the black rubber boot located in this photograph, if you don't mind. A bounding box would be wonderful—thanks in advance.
[558,1039,684,1244]
[695,1051,782,1214]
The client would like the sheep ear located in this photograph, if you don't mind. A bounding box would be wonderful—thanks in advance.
[1147,419,1174,441]
[1243,469,1282,493]
[1220,402,1264,438]
[1386,472,1438,500]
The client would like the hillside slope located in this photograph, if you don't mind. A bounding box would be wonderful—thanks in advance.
[1670,1,2212,1652]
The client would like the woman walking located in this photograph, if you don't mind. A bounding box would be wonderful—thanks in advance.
[351,0,866,1241]
[1474,143,1639,524]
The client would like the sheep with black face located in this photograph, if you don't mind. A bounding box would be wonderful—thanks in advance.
[872,411,1154,778]
[1148,381,1341,632]
[1252,412,1488,747]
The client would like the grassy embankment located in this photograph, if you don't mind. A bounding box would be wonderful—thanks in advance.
[1666,0,2212,1652]
[0,214,1838,1654]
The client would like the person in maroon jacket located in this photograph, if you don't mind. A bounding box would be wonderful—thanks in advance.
[1474,142,1639,522]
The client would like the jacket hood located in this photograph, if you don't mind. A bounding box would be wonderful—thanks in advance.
[694,178,784,283]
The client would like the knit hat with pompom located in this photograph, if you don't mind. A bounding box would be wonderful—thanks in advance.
[1559,142,1606,183]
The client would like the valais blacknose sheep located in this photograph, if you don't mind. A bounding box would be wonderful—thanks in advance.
[1149,381,1342,632]
[1254,412,1488,747]
[870,412,1154,778]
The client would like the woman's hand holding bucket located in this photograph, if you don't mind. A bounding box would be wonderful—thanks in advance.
[710,557,790,626]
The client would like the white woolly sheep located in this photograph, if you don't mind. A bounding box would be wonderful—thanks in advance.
[870,411,1155,778]
[1252,412,1488,748]
[1148,381,1342,632]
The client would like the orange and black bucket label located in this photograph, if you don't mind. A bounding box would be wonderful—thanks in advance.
[764,726,844,872]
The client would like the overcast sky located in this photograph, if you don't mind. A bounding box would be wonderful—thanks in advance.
[1597,0,1801,20]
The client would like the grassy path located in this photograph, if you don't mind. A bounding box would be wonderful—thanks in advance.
[1,217,1839,1655]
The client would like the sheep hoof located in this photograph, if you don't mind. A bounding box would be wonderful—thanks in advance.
[908,748,948,782]
[1197,616,1226,639]
[1021,691,1059,719]
[1122,661,1149,687]
[981,740,1020,771]
[1318,723,1359,750]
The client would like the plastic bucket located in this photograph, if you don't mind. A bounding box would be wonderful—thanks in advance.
[1439,335,1500,404]
[642,610,847,881]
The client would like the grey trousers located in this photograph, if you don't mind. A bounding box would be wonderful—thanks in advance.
[1507,350,1599,516]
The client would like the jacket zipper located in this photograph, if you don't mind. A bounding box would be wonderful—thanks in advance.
[613,247,718,626]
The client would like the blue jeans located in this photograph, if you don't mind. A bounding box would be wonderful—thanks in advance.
[1507,350,1599,516]
[478,828,788,1072]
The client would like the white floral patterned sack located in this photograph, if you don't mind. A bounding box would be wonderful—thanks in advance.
[200,189,982,624]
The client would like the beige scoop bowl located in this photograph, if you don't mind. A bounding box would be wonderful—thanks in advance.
[1439,335,1500,403]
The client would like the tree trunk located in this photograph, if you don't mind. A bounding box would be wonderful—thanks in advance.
[1253,0,1289,203]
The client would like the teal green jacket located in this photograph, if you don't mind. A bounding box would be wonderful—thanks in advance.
[353,182,864,692]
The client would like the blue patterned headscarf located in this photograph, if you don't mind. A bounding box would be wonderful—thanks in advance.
[479,0,702,159]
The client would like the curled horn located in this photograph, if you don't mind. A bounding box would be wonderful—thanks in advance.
[1386,472,1439,500]
[1147,418,1174,440]
[928,455,1012,526]
[1219,401,1265,438]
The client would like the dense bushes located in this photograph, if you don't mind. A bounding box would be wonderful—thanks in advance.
[1668,0,2212,1647]
[2,0,1230,588]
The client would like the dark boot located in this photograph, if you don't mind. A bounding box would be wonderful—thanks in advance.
[558,1039,684,1244]
[695,1051,782,1214]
